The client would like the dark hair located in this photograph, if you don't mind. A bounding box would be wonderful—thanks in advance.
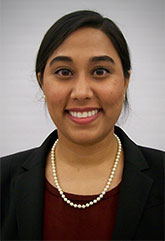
[35,10,131,109]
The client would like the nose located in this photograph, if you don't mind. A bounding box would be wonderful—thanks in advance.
[70,76,93,101]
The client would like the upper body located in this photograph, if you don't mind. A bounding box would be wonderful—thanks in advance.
[1,10,164,241]
[1,126,164,240]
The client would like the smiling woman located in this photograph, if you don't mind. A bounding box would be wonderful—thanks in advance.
[1,10,164,241]
[39,27,129,146]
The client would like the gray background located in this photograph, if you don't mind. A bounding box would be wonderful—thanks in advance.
[0,0,165,156]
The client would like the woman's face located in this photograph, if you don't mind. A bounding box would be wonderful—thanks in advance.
[40,27,129,145]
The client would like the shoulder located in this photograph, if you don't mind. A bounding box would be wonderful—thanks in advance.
[116,126,164,167]
[116,126,164,184]
[0,148,38,185]
[138,145,164,171]
[1,148,37,168]
[137,146,164,201]
[139,145,164,158]
[0,129,58,183]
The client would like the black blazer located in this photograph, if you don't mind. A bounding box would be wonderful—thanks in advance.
[1,127,164,240]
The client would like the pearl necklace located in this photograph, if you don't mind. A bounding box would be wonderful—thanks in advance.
[51,134,122,209]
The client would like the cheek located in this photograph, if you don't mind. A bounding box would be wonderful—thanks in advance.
[43,81,68,107]
[99,79,125,106]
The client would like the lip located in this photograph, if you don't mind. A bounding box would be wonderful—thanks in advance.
[66,108,102,125]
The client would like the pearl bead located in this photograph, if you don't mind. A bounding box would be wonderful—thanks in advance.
[109,175,113,180]
[51,133,122,209]
[112,167,116,172]
[104,187,108,192]
[107,181,111,185]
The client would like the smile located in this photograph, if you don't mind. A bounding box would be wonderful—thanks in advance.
[66,108,102,125]
[69,109,99,119]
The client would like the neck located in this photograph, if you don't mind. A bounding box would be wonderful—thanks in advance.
[56,131,118,168]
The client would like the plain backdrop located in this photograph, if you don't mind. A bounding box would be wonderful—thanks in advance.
[0,0,165,156]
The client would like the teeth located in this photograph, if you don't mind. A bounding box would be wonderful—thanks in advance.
[69,110,99,118]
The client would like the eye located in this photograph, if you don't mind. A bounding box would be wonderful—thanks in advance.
[55,68,73,77]
[92,68,110,76]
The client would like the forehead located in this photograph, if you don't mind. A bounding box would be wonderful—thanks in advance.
[48,27,120,62]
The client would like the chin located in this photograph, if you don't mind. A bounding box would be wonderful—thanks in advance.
[67,131,110,146]
[57,123,114,146]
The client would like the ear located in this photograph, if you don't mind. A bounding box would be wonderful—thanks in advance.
[124,70,131,92]
[37,72,43,88]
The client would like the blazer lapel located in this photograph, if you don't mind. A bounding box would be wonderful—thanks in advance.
[14,162,45,240]
[13,130,57,240]
[112,128,153,240]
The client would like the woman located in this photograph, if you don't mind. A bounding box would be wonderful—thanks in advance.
[1,10,164,241]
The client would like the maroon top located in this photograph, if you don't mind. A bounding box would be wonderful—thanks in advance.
[43,179,120,240]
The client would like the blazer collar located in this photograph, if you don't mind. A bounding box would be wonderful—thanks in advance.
[14,130,58,240]
[14,127,153,240]
[112,126,153,240]
[22,129,58,170]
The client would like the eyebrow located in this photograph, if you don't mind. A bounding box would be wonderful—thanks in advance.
[90,55,115,64]
[49,56,72,66]
[49,55,115,66]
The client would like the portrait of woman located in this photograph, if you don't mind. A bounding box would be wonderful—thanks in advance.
[1,9,164,241]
